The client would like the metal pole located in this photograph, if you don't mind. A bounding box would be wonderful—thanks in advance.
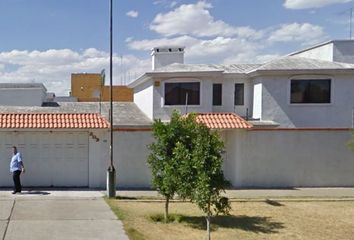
[109,0,113,168]
[107,0,116,198]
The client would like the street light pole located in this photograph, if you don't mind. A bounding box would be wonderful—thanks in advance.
[107,0,116,198]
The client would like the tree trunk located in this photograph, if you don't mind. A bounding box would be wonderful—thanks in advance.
[164,197,170,223]
[206,214,211,240]
[206,203,211,240]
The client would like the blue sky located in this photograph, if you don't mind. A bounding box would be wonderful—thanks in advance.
[0,0,353,94]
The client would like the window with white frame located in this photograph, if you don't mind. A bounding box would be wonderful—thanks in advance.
[164,82,200,105]
[290,79,331,104]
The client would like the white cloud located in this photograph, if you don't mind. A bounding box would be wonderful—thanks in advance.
[153,0,179,8]
[128,21,327,64]
[284,0,352,9]
[0,49,81,66]
[128,35,200,51]
[126,10,139,18]
[0,48,150,95]
[150,1,263,39]
[125,37,134,43]
[127,1,330,65]
[128,35,265,64]
[268,23,327,45]
[170,1,178,8]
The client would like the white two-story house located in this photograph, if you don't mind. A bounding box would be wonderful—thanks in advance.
[129,41,354,188]
[130,41,354,128]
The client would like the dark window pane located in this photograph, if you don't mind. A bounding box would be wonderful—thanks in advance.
[165,82,200,105]
[291,79,331,104]
[213,84,222,106]
[234,83,244,105]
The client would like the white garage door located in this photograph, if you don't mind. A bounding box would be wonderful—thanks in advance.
[0,131,89,187]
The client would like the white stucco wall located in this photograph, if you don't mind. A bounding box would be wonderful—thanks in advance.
[151,75,252,120]
[0,88,46,106]
[134,80,154,119]
[212,76,252,117]
[255,74,354,128]
[333,41,354,64]
[88,130,110,188]
[292,41,354,64]
[153,77,213,121]
[252,82,262,119]
[224,129,354,188]
[291,43,334,62]
[89,130,153,189]
[114,131,153,188]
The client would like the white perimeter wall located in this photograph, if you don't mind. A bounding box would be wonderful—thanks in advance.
[114,131,153,188]
[224,129,354,188]
[89,130,153,189]
[88,130,109,188]
[91,129,354,189]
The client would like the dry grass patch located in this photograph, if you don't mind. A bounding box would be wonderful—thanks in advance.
[106,199,354,240]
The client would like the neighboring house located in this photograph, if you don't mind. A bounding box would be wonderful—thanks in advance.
[128,41,354,188]
[71,73,133,102]
[0,83,47,107]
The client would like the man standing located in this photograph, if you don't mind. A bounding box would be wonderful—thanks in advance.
[10,146,25,194]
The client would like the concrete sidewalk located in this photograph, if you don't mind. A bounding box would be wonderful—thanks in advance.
[0,190,128,240]
[116,187,354,199]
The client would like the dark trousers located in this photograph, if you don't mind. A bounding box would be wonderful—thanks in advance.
[12,170,22,192]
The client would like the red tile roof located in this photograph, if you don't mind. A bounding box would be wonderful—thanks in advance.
[0,113,110,129]
[195,113,252,129]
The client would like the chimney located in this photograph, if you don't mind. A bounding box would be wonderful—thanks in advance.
[151,47,185,70]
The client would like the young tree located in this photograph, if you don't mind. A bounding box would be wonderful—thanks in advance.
[148,111,196,222]
[188,124,231,240]
[148,110,230,235]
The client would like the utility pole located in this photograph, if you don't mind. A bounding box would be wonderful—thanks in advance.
[107,0,116,198]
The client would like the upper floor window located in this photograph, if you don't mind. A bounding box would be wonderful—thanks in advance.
[213,84,222,106]
[165,82,200,105]
[234,83,244,105]
[290,79,331,104]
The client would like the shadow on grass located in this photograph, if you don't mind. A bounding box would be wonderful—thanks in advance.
[265,199,284,207]
[115,196,138,200]
[179,215,285,233]
[126,227,145,240]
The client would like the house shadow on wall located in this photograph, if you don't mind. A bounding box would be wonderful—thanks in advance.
[179,215,285,233]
